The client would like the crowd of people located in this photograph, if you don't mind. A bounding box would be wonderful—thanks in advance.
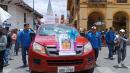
[79,26,128,67]
[0,24,33,73]
[0,23,129,73]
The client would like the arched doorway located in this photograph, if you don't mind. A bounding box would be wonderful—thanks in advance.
[113,12,128,31]
[87,12,105,30]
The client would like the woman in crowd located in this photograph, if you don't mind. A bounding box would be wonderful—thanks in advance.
[11,29,18,55]
[0,26,7,73]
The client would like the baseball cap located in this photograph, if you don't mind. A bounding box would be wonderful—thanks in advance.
[91,26,96,29]
[120,29,125,33]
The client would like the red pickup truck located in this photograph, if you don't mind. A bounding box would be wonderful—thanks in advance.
[29,24,95,73]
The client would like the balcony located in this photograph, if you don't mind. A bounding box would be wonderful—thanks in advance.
[88,0,107,4]
[117,0,127,3]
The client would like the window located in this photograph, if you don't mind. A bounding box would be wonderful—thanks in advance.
[89,0,106,2]
[24,13,26,23]
[0,4,8,11]
[117,0,127,3]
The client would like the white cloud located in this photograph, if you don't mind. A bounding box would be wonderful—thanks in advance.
[24,0,67,17]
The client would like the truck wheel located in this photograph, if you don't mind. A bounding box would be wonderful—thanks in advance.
[80,68,94,73]
[85,68,94,73]
[30,70,45,73]
[29,70,37,73]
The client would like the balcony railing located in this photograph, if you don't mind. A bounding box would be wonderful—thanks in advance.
[88,0,107,4]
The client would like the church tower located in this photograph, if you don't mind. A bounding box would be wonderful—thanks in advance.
[47,0,53,15]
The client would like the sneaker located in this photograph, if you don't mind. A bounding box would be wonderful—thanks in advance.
[110,57,114,60]
[9,58,14,60]
[118,63,122,67]
[4,64,9,67]
[22,64,28,67]
[121,61,125,66]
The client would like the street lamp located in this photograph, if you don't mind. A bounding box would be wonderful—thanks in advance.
[33,0,35,29]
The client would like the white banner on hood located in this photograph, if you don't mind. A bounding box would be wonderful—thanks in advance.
[0,7,11,23]
[58,34,76,56]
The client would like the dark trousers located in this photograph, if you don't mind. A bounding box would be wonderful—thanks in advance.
[113,46,118,55]
[0,50,5,72]
[117,47,126,64]
[94,48,99,61]
[108,44,114,58]
[14,42,19,55]
[21,47,29,65]
[4,49,9,65]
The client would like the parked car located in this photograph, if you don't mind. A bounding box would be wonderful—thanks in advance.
[29,24,95,73]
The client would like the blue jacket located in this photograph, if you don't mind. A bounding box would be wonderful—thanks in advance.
[97,31,102,48]
[86,31,101,49]
[18,29,32,48]
[105,31,115,44]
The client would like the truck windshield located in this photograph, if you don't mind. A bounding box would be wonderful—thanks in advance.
[38,24,79,36]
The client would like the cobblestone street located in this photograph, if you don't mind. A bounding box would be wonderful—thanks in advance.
[3,46,130,73]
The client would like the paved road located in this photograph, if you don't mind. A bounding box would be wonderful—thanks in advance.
[3,46,130,73]
[94,46,130,73]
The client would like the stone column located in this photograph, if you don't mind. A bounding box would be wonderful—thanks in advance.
[106,7,113,29]
[79,4,87,30]
[128,20,130,38]
[105,19,113,29]
[79,19,87,29]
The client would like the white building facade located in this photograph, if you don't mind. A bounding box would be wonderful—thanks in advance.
[0,0,43,29]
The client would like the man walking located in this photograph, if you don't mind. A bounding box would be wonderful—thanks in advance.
[86,26,101,62]
[114,29,128,67]
[18,23,32,67]
[3,27,11,66]
[79,28,85,37]
[106,27,115,60]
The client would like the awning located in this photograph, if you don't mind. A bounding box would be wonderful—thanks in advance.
[94,21,105,26]
[0,7,11,23]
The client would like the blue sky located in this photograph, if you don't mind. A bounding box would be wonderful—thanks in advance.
[24,0,67,17]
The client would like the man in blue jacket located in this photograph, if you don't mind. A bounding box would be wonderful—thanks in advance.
[18,24,32,67]
[97,31,102,50]
[105,27,115,60]
[86,26,101,61]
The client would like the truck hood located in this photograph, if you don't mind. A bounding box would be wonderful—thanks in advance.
[34,35,88,46]
[35,35,57,45]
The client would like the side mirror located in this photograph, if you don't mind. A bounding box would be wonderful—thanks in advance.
[30,32,36,41]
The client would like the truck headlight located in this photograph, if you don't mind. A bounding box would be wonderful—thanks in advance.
[33,42,46,54]
[84,42,93,52]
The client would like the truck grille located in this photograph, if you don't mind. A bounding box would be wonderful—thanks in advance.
[47,59,83,66]
[46,45,59,56]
